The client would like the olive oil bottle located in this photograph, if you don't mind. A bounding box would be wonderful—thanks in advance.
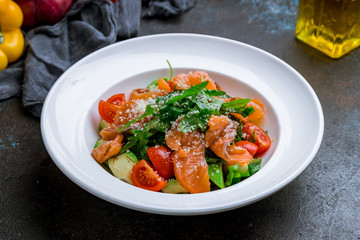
[295,0,360,58]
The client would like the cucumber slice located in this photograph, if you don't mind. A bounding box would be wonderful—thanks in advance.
[162,180,189,194]
[98,120,110,131]
[108,151,139,184]
[94,139,104,148]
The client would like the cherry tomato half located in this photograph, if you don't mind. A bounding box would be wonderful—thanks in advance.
[106,93,126,106]
[235,141,259,156]
[242,122,271,155]
[131,160,167,192]
[147,146,174,179]
[98,100,121,124]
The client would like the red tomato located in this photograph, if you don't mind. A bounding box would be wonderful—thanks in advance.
[98,100,120,124]
[131,160,167,192]
[106,93,126,106]
[242,122,271,154]
[235,141,259,156]
[147,146,174,179]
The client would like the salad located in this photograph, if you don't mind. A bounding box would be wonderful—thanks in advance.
[91,65,271,194]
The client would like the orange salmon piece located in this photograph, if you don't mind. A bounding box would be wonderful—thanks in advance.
[172,71,217,90]
[188,71,217,90]
[205,116,252,166]
[91,134,124,163]
[157,78,171,92]
[172,73,190,90]
[129,88,166,100]
[165,118,210,193]
[245,99,264,123]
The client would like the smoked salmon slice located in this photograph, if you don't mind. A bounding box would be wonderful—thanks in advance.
[100,98,154,140]
[205,116,253,166]
[91,134,124,163]
[245,99,264,124]
[129,88,166,100]
[172,71,217,90]
[165,117,210,193]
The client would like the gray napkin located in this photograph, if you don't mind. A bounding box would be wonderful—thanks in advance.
[0,0,196,117]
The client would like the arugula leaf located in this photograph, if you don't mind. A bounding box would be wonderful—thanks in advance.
[158,105,183,123]
[206,157,221,164]
[179,109,208,132]
[248,130,256,143]
[235,124,244,142]
[204,89,230,98]
[242,106,255,117]
[120,129,153,160]
[248,158,262,175]
[167,60,173,81]
[222,98,250,109]
[147,131,166,147]
[118,105,157,132]
[205,148,222,163]
[179,93,223,133]
[208,163,225,189]
[194,94,223,112]
[166,81,209,105]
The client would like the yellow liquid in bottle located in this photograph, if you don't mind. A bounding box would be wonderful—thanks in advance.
[295,0,360,58]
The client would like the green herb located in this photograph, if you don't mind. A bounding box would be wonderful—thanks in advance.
[220,98,255,117]
[222,98,250,109]
[235,124,244,142]
[178,93,223,133]
[167,60,173,81]
[179,110,208,132]
[204,89,230,98]
[248,131,256,143]
[118,105,157,132]
[206,157,221,164]
[158,105,183,123]
[120,129,153,160]
[166,81,209,105]
[242,106,255,117]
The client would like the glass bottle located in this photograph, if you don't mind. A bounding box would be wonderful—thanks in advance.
[295,0,360,58]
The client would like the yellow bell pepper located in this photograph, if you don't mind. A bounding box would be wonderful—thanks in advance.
[0,0,24,70]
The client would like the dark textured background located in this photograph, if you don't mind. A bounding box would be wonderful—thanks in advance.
[1,0,360,239]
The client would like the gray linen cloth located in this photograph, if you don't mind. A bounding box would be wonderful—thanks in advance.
[0,0,196,117]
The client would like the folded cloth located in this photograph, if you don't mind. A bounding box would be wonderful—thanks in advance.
[142,0,196,17]
[0,0,196,117]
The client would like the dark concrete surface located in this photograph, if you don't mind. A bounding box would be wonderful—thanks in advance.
[1,0,360,239]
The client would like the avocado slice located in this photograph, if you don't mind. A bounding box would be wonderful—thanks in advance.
[98,120,110,131]
[107,151,139,185]
[162,180,189,194]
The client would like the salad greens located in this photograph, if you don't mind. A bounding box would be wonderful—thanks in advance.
[117,76,261,189]
[93,63,269,193]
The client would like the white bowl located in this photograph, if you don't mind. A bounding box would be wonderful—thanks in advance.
[41,33,324,215]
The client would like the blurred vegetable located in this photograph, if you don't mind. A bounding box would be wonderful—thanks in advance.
[0,0,24,70]
[14,0,73,27]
